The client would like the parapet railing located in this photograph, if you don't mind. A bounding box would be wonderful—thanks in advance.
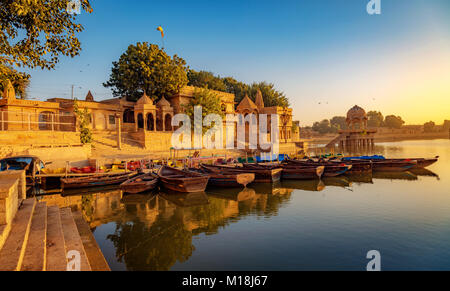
[0,110,76,132]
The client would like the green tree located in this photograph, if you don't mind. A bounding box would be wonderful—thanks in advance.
[367,111,384,128]
[384,115,405,129]
[187,70,226,91]
[423,121,436,133]
[187,71,289,107]
[0,64,30,98]
[312,119,332,134]
[330,116,347,131]
[104,43,189,101]
[73,100,92,144]
[249,82,289,107]
[0,0,92,70]
[222,77,250,104]
[182,89,225,133]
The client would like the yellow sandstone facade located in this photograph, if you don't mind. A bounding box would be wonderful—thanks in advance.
[1,80,296,150]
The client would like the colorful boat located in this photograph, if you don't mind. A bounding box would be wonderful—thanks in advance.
[61,172,137,190]
[120,173,159,194]
[157,166,209,193]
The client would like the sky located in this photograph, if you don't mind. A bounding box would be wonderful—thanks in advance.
[22,0,450,126]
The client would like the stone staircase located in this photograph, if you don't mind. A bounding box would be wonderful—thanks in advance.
[0,199,110,271]
[91,132,144,151]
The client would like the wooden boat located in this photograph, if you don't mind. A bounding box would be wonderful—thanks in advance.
[283,161,352,177]
[202,164,282,183]
[120,173,159,194]
[345,156,438,169]
[61,172,137,190]
[330,160,373,173]
[193,167,255,188]
[382,157,438,169]
[243,163,282,170]
[371,160,417,172]
[157,166,209,193]
[282,166,325,180]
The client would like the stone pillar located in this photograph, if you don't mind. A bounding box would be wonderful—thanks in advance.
[116,113,122,150]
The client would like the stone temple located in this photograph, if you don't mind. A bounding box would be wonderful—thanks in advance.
[0,81,297,151]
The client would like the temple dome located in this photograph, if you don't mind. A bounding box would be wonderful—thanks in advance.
[136,92,153,105]
[156,96,171,108]
[347,105,367,121]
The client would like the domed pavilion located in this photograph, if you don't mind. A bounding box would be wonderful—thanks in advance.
[326,105,377,150]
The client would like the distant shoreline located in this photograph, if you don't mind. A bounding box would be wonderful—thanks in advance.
[306,132,449,145]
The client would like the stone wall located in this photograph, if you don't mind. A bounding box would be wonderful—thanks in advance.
[130,131,173,151]
[0,131,81,146]
[0,170,26,227]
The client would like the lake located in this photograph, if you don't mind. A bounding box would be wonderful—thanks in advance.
[37,139,450,271]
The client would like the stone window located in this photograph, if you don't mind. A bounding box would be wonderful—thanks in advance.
[109,115,116,125]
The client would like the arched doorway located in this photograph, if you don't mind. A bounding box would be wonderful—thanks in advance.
[164,114,172,131]
[137,114,144,129]
[39,111,54,130]
[123,109,135,123]
[156,114,163,131]
[147,113,154,131]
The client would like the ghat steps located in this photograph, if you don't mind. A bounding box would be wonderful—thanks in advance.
[0,199,109,271]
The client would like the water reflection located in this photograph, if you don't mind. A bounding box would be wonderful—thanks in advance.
[35,140,449,271]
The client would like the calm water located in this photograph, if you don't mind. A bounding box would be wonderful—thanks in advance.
[38,139,450,271]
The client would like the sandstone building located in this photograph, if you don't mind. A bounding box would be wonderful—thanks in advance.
[1,80,296,150]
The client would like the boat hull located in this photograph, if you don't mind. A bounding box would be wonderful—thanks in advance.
[282,166,325,180]
[158,166,209,193]
[371,161,417,172]
[61,172,136,190]
[203,165,282,183]
[120,174,159,194]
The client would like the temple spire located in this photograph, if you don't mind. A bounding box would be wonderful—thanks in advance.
[255,89,264,110]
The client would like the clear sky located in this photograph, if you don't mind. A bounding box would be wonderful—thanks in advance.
[23,0,450,126]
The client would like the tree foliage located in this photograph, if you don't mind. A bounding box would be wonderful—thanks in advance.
[367,111,384,128]
[423,121,436,133]
[312,117,347,134]
[248,82,289,107]
[182,89,225,133]
[73,100,92,144]
[0,64,29,98]
[384,115,405,129]
[104,43,189,101]
[187,70,226,92]
[330,116,347,131]
[187,70,289,107]
[0,0,92,70]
